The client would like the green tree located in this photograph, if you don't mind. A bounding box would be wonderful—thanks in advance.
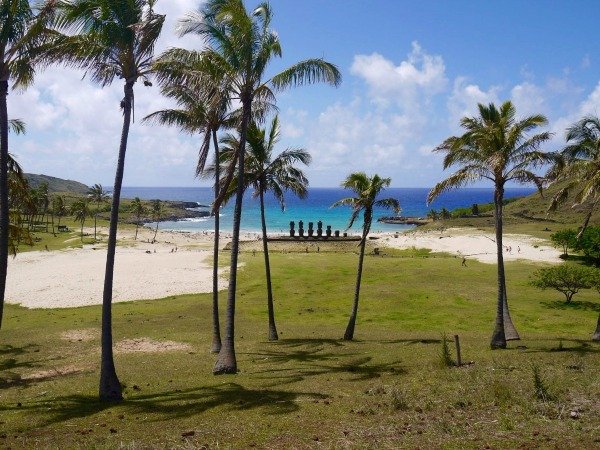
[428,101,552,349]
[130,197,145,240]
[181,0,341,374]
[332,172,400,340]
[440,207,451,220]
[547,116,600,241]
[550,229,577,257]
[221,115,311,341]
[87,183,110,241]
[427,209,439,220]
[530,264,597,303]
[52,194,66,228]
[0,0,54,329]
[150,199,161,242]
[50,0,165,401]
[70,198,90,241]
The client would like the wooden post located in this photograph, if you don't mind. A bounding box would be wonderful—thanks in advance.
[454,334,462,367]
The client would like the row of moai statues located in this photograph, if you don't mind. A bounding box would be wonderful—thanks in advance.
[289,220,341,238]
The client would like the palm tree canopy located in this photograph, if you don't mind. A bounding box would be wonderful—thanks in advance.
[130,196,145,215]
[427,101,552,204]
[70,198,90,222]
[87,183,110,203]
[547,115,600,209]
[332,172,400,236]
[176,0,340,204]
[215,115,311,209]
[0,0,56,88]
[47,0,165,87]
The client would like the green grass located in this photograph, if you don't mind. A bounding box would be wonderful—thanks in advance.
[1,248,599,448]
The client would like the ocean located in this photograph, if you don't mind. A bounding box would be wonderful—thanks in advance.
[120,187,535,234]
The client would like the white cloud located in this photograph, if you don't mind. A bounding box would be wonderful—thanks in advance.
[447,77,500,129]
[351,41,447,109]
[510,82,545,117]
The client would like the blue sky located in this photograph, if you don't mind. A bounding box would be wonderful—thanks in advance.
[10,0,600,187]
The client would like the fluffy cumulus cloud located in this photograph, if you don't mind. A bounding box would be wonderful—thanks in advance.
[351,41,448,109]
[447,78,500,130]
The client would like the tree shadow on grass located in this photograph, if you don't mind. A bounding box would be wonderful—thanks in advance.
[541,300,600,312]
[524,339,600,355]
[0,344,68,390]
[0,383,328,429]
[375,338,442,345]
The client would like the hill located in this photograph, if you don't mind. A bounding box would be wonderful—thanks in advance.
[24,173,89,194]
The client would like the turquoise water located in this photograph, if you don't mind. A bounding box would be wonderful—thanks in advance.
[120,187,535,234]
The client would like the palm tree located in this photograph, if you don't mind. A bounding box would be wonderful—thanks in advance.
[0,1,54,330]
[220,115,311,341]
[50,0,165,401]
[150,199,161,242]
[87,183,110,241]
[52,195,66,228]
[180,0,341,374]
[547,116,600,241]
[146,56,235,353]
[333,173,400,340]
[70,198,90,241]
[130,197,145,240]
[427,101,552,349]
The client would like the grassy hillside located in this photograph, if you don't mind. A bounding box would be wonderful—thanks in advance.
[25,173,89,195]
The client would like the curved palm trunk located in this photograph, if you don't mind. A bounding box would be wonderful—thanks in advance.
[0,80,9,330]
[80,221,84,241]
[491,187,507,349]
[153,220,159,242]
[134,216,139,240]
[214,98,252,374]
[259,188,278,341]
[576,200,597,242]
[211,129,222,353]
[502,280,520,340]
[99,81,135,402]
[344,214,370,341]
[592,313,600,341]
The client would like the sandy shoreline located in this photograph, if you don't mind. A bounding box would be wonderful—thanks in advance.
[6,226,561,309]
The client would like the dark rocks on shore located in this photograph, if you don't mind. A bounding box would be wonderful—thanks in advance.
[377,216,430,226]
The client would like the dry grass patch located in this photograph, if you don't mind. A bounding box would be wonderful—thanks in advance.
[114,337,192,353]
[61,328,99,342]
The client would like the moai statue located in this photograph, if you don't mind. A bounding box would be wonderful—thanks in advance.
[290,220,295,237]
[308,222,314,237]
[334,230,340,237]
[299,220,304,237]
[317,220,323,237]
[343,232,348,237]
[326,225,332,237]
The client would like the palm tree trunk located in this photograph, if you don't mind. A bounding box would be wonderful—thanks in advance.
[491,186,507,349]
[153,220,159,242]
[94,208,98,241]
[592,313,600,341]
[0,79,9,330]
[80,221,84,241]
[51,211,55,236]
[344,213,369,341]
[213,97,252,374]
[134,217,139,240]
[211,129,222,353]
[260,188,278,341]
[99,81,135,402]
[502,283,520,340]
[576,200,597,242]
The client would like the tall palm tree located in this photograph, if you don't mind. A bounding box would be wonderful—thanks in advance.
[52,194,66,228]
[220,115,311,341]
[332,173,400,341]
[130,197,145,240]
[181,0,341,374]
[87,183,110,241]
[547,116,600,240]
[150,199,161,242]
[49,0,165,401]
[70,198,90,241]
[427,101,551,349]
[0,0,54,330]
[145,56,234,353]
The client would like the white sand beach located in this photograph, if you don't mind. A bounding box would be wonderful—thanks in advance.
[6,226,561,309]
[380,228,562,264]
[6,227,227,309]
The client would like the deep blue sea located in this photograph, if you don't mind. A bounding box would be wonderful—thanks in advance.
[120,187,534,234]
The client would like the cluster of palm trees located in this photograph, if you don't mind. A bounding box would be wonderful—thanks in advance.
[428,100,600,349]
[1,0,341,401]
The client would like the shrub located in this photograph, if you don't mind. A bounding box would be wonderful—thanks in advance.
[530,264,598,302]
[550,229,577,257]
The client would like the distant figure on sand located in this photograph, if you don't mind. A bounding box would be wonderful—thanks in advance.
[462,256,467,267]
